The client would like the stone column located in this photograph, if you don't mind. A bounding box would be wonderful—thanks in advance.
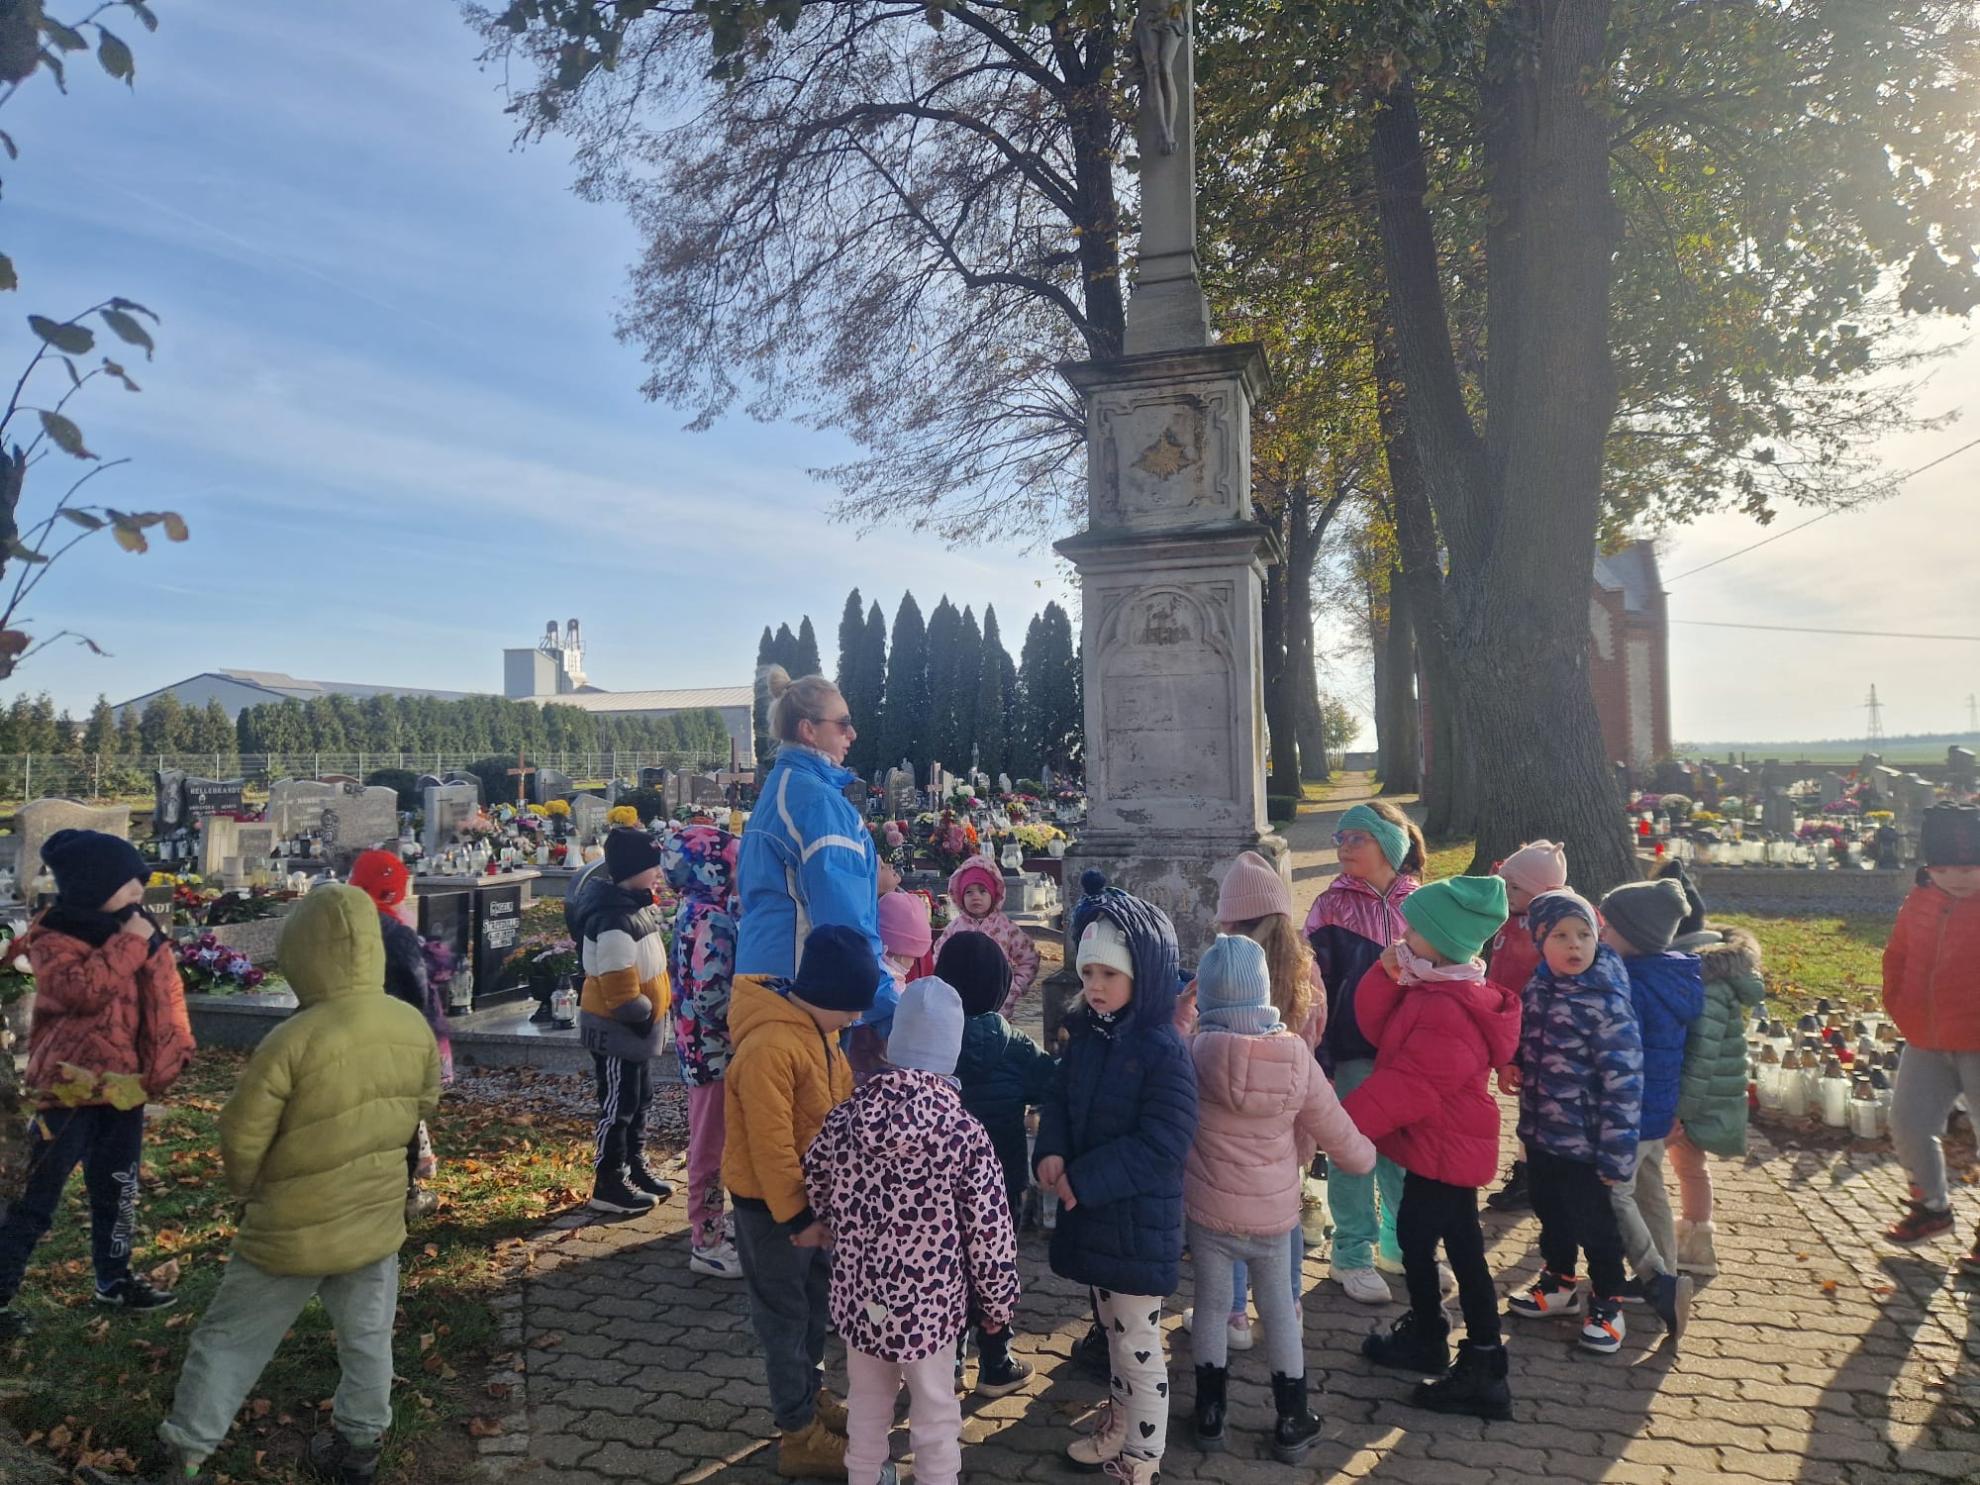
[1051,343,1285,975]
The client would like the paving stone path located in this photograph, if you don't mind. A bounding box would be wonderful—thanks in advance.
[475,787,1979,1483]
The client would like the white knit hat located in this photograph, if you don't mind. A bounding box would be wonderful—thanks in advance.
[1075,916,1135,978]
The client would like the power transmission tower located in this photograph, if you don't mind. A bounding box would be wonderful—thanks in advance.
[1864,685,1885,748]
[1968,692,1978,737]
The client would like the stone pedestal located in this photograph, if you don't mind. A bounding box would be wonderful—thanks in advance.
[1054,343,1284,968]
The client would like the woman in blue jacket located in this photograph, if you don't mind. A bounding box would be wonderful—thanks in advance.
[735,669,885,982]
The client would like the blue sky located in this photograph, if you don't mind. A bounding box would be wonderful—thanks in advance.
[9,1,1977,746]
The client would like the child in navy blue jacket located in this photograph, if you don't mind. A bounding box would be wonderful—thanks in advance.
[1034,872,1197,1485]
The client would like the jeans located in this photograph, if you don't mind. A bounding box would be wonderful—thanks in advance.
[160,1253,398,1462]
[1890,1047,1980,1210]
[685,1080,727,1247]
[1666,1122,1712,1223]
[1610,1137,1676,1279]
[1189,1224,1304,1376]
[733,1202,831,1431]
[1093,1287,1168,1460]
[1396,1174,1499,1346]
[592,1053,652,1176]
[1229,1227,1304,1322]
[845,1347,961,1485]
[0,1104,144,1300]
[1328,1059,1403,1269]
[1528,1148,1628,1299]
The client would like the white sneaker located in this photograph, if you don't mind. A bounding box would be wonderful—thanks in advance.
[1373,1251,1406,1276]
[689,1239,744,1280]
[1337,1266,1392,1305]
[1227,1315,1254,1351]
[1439,1261,1457,1296]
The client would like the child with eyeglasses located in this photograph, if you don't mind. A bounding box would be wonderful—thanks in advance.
[1302,801,1426,1306]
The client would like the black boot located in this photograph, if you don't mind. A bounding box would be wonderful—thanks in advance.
[1411,1340,1512,1421]
[1270,1372,1322,1464]
[626,1156,675,1199]
[1193,1363,1228,1452]
[1485,1160,1530,1212]
[589,1126,654,1214]
[974,1325,1034,1398]
[1361,1309,1450,1375]
[1070,1319,1110,1381]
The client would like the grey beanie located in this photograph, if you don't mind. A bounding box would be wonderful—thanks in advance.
[1600,878,1689,956]
[887,977,966,1078]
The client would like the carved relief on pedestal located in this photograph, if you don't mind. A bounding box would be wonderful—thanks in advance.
[1090,581,1238,805]
[1091,387,1242,528]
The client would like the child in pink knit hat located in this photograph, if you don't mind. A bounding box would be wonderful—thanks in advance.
[845,891,935,1083]
[1484,840,1568,1213]
[933,859,1040,1016]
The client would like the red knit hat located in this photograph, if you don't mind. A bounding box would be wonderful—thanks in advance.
[348,850,410,910]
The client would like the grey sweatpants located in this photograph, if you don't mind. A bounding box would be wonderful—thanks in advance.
[160,1252,398,1463]
[1187,1222,1304,1377]
[1891,1047,1980,1211]
[1610,1137,1676,1279]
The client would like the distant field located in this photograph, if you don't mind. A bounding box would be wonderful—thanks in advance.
[1678,740,1970,766]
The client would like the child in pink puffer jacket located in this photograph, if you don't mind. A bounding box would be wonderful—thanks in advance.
[933,859,1040,1015]
[1185,935,1375,1464]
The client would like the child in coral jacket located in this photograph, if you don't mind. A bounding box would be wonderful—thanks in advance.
[933,859,1040,1015]
[1186,934,1373,1463]
[1882,804,1980,1272]
[1343,876,1518,1421]
[804,977,1020,1485]
[0,830,193,1340]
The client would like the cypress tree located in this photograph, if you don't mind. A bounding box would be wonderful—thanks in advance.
[794,615,822,680]
[860,600,888,770]
[976,607,1010,780]
[116,705,141,756]
[773,622,799,675]
[753,625,776,765]
[1019,602,1081,777]
[836,590,868,772]
[879,592,929,775]
[82,695,116,757]
[923,598,960,770]
[951,606,982,773]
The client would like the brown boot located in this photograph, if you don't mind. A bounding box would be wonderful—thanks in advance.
[776,1417,848,1480]
[814,1386,849,1435]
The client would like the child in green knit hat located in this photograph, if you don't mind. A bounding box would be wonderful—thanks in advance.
[1340,874,1520,1421]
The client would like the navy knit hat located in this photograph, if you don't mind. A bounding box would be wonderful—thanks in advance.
[792,923,884,1013]
[604,826,661,883]
[1527,889,1598,945]
[1922,805,1980,868]
[935,931,1011,1018]
[42,829,147,910]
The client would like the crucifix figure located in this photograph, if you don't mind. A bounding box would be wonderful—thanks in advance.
[1123,0,1209,354]
[507,748,536,809]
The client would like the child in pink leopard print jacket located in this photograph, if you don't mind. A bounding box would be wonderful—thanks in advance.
[933,860,1040,1016]
[804,977,1019,1485]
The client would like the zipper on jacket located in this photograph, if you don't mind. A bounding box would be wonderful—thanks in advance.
[1928,902,1951,1048]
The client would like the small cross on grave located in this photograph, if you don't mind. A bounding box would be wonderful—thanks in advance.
[507,749,536,809]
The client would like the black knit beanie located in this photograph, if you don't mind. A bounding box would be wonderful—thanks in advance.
[935,930,1012,1018]
[791,923,884,1013]
[42,828,147,910]
[604,826,661,884]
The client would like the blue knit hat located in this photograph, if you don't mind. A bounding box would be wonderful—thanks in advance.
[1527,889,1598,945]
[792,923,884,1013]
[1195,934,1283,1036]
[887,977,966,1077]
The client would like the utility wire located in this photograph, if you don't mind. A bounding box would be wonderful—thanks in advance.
[1671,619,1980,642]
[1663,431,1980,584]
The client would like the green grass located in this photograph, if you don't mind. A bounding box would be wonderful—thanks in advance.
[1,1050,603,1482]
[1422,839,1478,881]
[1717,912,1893,1013]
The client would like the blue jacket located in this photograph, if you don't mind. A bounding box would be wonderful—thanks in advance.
[736,746,884,980]
[1034,878,1198,1297]
[1516,946,1644,1183]
[956,1012,1058,1216]
[1622,951,1705,1142]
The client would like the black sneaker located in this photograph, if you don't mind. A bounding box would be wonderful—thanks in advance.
[975,1346,1034,1398]
[304,1430,380,1484]
[95,1276,177,1312]
[1617,1276,1652,1307]
[1069,1320,1111,1381]
[1648,1272,1693,1344]
[1484,1160,1531,1212]
[588,1171,658,1215]
[626,1161,675,1199]
[0,1301,31,1339]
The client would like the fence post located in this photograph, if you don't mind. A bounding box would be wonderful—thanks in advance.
[23,752,30,800]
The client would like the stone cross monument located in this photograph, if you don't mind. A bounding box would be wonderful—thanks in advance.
[1050,0,1284,978]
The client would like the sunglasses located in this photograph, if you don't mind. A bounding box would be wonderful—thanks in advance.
[1332,830,1373,848]
[814,715,855,731]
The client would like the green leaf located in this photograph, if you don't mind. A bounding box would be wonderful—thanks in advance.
[0,130,15,160]
[39,47,66,91]
[126,1,160,33]
[27,315,93,355]
[107,296,158,321]
[60,356,80,388]
[99,308,154,359]
[0,255,16,294]
[101,358,140,392]
[38,410,95,459]
[40,17,88,52]
[160,511,188,542]
[4,537,47,564]
[111,520,146,553]
[59,509,106,530]
[97,26,134,86]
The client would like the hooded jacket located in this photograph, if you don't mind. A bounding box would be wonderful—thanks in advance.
[803,1067,1019,1363]
[1033,878,1198,1296]
[1516,945,1645,1183]
[573,877,672,1062]
[220,886,441,1276]
[1620,951,1706,1141]
[723,974,854,1228]
[21,913,194,1109]
[1340,962,1522,1189]
[1673,927,1766,1156]
[933,861,1041,1012]
[1305,871,1419,1070]
[1486,913,1539,1004]
[1186,1030,1375,1237]
[1884,882,1980,1052]
[665,824,740,1087]
[956,1011,1058,1214]
[736,745,884,980]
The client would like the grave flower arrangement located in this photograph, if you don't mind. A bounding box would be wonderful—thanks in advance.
[459,809,498,842]
[0,927,33,1007]
[606,804,641,828]
[175,932,266,994]
[203,887,296,927]
[1797,821,1847,851]
[544,799,571,819]
[1012,823,1065,854]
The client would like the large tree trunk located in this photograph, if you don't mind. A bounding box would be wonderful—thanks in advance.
[1287,486,1334,781]
[1369,3,1636,893]
[1262,551,1301,797]
[1380,566,1421,794]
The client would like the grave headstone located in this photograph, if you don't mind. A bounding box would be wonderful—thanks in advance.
[415,774,444,797]
[15,799,131,896]
[154,768,189,832]
[1823,772,1851,808]
[570,793,609,846]
[928,761,946,798]
[1041,763,1057,795]
[998,772,1014,796]
[266,779,338,838]
[199,815,243,884]
[885,768,919,820]
[844,779,868,811]
[638,766,669,791]
[687,773,724,807]
[1869,765,1904,809]
[1653,759,1693,796]
[1859,753,1885,778]
[236,824,277,879]
[325,784,400,864]
[317,774,360,788]
[532,768,576,806]
[1696,770,1720,809]
[441,771,484,806]
[1948,746,1976,794]
[1762,789,1796,838]
[1719,762,1752,796]
[422,782,478,857]
[183,776,246,818]
[1896,775,1938,831]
